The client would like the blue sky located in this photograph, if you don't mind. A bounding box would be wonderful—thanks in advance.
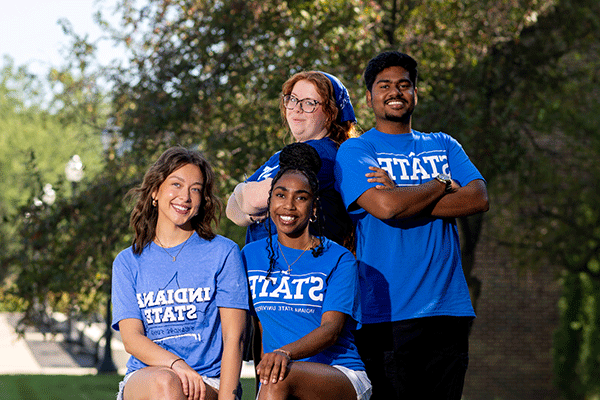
[0,0,122,76]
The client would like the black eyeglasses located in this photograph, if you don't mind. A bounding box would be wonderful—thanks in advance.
[282,95,321,113]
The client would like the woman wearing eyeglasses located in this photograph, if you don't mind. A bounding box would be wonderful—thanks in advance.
[226,71,355,247]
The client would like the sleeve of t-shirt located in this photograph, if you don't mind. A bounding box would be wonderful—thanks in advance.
[240,243,263,317]
[111,250,142,331]
[246,152,281,183]
[215,242,250,310]
[334,138,381,212]
[443,134,486,186]
[322,248,362,327]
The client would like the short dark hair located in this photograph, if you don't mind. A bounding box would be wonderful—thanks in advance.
[364,51,418,92]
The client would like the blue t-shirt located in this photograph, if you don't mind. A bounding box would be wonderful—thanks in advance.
[334,128,484,324]
[241,236,365,371]
[111,233,249,376]
[245,137,351,246]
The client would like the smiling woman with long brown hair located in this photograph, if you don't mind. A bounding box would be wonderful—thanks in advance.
[112,147,249,400]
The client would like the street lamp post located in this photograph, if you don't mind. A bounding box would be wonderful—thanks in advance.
[97,294,117,373]
[65,154,117,372]
[65,155,84,194]
[64,155,84,344]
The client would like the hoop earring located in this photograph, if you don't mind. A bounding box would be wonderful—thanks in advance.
[310,214,317,223]
[152,199,157,207]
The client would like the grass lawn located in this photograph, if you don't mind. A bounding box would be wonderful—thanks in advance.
[0,375,256,400]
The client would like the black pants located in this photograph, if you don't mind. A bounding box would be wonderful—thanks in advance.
[354,316,471,400]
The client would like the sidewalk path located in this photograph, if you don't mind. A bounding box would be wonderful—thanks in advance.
[0,312,128,375]
[0,313,42,374]
[0,312,255,377]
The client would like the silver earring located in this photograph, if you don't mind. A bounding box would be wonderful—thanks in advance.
[152,199,157,207]
[310,214,317,223]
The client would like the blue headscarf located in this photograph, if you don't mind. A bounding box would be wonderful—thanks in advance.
[319,71,356,123]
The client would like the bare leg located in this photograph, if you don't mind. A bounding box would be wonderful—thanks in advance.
[257,362,356,400]
[123,366,218,400]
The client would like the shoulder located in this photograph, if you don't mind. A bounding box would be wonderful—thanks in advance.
[248,151,281,181]
[114,246,137,263]
[415,130,460,146]
[241,237,268,255]
[113,246,141,276]
[212,234,238,246]
[320,237,354,259]
[265,150,282,164]
[307,137,337,150]
[306,137,338,158]
[195,234,240,253]
[338,129,378,152]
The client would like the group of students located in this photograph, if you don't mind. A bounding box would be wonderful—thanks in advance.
[111,50,489,400]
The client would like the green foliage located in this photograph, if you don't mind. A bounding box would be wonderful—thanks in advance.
[554,272,600,399]
[0,60,105,290]
[0,61,103,210]
[6,148,133,330]
[478,0,600,397]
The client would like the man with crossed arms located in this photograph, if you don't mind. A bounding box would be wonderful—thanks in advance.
[334,51,489,399]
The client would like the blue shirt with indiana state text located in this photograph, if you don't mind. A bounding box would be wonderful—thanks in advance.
[242,235,365,371]
[334,128,484,324]
[111,234,249,377]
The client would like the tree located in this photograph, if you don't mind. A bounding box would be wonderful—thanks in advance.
[0,59,105,288]
[445,0,600,397]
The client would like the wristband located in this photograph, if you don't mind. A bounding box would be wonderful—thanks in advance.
[273,348,291,359]
[170,357,184,369]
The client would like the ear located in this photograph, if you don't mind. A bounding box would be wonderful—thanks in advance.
[366,90,373,108]
[414,87,418,106]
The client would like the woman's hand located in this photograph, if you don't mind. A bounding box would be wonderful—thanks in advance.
[171,359,207,400]
[366,166,396,189]
[256,350,291,385]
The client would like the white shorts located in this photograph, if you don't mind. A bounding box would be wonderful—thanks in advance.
[116,371,234,400]
[333,365,372,400]
[255,364,371,400]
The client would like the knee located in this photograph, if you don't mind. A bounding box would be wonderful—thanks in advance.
[258,380,291,399]
[148,368,184,399]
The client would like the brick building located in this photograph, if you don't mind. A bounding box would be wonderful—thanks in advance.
[462,229,563,400]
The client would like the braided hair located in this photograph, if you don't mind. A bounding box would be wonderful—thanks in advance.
[265,142,325,278]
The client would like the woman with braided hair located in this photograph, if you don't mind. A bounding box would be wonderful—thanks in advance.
[241,143,372,400]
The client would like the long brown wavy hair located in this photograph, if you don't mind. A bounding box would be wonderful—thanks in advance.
[128,147,222,255]
[280,71,355,145]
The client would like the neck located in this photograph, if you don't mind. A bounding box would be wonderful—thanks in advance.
[277,230,313,250]
[155,224,194,247]
[375,119,412,135]
[299,128,328,142]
